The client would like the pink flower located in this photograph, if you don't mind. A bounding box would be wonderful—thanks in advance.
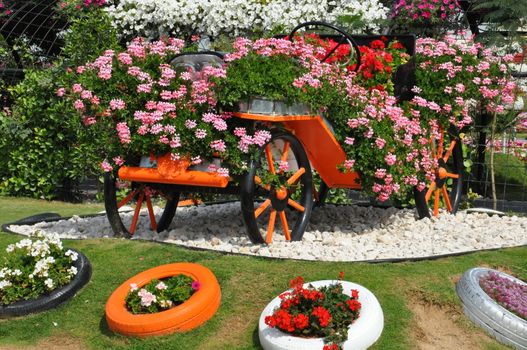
[73,99,85,110]
[195,129,207,139]
[72,84,83,93]
[191,281,201,290]
[384,153,396,166]
[344,137,355,145]
[210,139,226,152]
[138,289,157,307]
[112,156,124,166]
[375,138,386,149]
[116,122,131,144]
[218,168,230,177]
[155,282,167,290]
[278,161,289,172]
[375,168,386,178]
[100,160,113,172]
[130,283,138,291]
[56,88,66,97]
[109,99,126,110]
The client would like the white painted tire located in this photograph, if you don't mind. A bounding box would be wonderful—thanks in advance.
[456,268,527,350]
[259,280,384,350]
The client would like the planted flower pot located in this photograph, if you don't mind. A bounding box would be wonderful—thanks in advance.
[238,97,314,116]
[105,262,221,337]
[259,279,384,350]
[457,268,527,349]
[0,238,92,318]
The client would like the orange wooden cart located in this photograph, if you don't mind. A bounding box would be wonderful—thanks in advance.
[104,23,464,244]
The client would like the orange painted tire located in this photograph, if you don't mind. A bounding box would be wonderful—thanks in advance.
[105,263,221,337]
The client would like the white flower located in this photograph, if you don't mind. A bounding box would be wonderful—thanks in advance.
[0,268,10,279]
[130,283,138,291]
[5,244,15,253]
[0,280,12,290]
[68,266,78,276]
[65,250,78,261]
[44,278,54,289]
[11,269,22,277]
[155,281,167,290]
[159,299,173,308]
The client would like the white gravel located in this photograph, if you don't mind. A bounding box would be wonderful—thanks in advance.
[6,202,527,261]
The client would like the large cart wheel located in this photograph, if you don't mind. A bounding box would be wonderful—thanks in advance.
[288,21,361,69]
[415,126,464,218]
[104,173,180,238]
[241,132,313,244]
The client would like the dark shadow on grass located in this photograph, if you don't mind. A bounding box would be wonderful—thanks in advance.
[252,324,263,349]
[99,313,116,337]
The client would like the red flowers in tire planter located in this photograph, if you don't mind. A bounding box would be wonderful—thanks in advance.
[260,274,384,350]
[105,263,220,337]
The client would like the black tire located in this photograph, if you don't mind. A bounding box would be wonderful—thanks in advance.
[0,249,92,318]
[456,268,527,349]
[241,131,313,244]
[314,181,329,207]
[415,125,463,218]
[104,172,180,238]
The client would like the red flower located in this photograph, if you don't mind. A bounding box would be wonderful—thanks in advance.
[391,42,405,50]
[338,271,345,280]
[293,313,309,329]
[351,289,359,299]
[290,276,304,289]
[312,306,332,327]
[370,40,385,49]
[346,299,362,312]
[323,344,339,350]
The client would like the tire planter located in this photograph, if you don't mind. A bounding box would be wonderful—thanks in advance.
[0,249,92,318]
[259,280,384,350]
[456,268,527,350]
[105,262,221,337]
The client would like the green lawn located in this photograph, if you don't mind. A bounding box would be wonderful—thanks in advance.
[0,197,525,350]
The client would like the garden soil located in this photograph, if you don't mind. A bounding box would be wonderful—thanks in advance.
[409,299,488,350]
[0,335,87,350]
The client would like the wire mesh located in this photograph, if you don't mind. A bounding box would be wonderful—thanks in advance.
[0,0,68,86]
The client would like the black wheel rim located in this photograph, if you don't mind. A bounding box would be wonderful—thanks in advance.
[241,132,313,244]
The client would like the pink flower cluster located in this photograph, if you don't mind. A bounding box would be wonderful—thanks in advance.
[393,0,461,24]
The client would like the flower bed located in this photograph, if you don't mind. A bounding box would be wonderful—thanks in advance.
[480,270,527,320]
[0,232,91,317]
[107,0,388,40]
[105,263,221,337]
[126,274,199,314]
[259,276,383,350]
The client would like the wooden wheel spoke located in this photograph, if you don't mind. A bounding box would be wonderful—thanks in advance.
[437,129,444,159]
[287,167,306,185]
[443,140,457,162]
[279,211,291,241]
[433,189,440,217]
[287,198,305,212]
[117,189,138,209]
[280,142,290,164]
[265,210,277,244]
[425,182,436,202]
[442,186,453,212]
[255,199,271,218]
[445,172,459,179]
[254,176,271,191]
[145,194,157,231]
[265,145,276,174]
[129,192,145,234]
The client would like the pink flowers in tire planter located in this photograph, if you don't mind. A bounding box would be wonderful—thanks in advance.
[457,268,527,349]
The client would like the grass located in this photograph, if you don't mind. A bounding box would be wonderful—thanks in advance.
[0,196,525,349]
[475,152,527,201]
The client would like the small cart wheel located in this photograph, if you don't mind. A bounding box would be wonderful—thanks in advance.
[415,125,464,218]
[241,131,313,244]
[104,172,180,238]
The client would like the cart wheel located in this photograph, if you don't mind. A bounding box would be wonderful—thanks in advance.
[415,126,463,218]
[241,132,313,244]
[288,21,361,69]
[104,172,180,238]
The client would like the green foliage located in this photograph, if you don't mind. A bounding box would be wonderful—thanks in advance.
[0,9,121,199]
[0,68,97,199]
[473,0,527,49]
[0,232,78,305]
[125,275,196,314]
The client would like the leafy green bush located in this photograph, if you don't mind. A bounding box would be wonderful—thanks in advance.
[0,9,120,199]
